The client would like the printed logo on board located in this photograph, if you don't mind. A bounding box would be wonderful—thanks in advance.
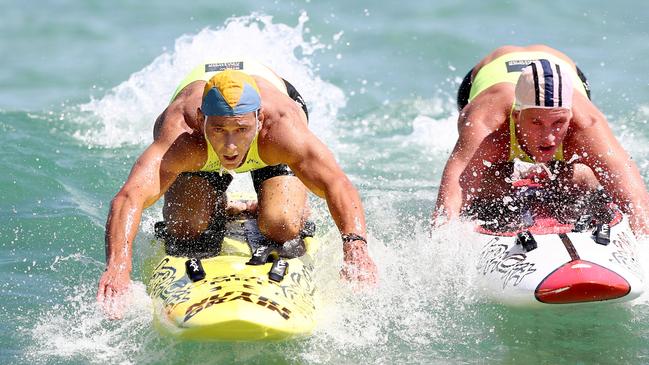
[477,237,537,288]
[188,258,200,272]
[611,231,643,278]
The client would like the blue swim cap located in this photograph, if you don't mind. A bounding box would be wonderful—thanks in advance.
[201,70,261,116]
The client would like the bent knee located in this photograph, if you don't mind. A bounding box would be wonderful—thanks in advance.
[559,163,599,192]
[258,214,303,242]
[165,217,211,240]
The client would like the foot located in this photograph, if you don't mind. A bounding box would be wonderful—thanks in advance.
[225,199,258,217]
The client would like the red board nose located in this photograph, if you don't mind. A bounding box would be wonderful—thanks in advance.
[535,260,630,304]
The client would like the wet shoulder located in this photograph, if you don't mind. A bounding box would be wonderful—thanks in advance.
[257,108,307,165]
[569,93,608,130]
[463,84,513,131]
[161,130,208,173]
[156,85,204,137]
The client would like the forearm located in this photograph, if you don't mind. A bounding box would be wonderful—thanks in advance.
[434,184,463,219]
[434,161,470,220]
[321,175,377,283]
[619,187,649,236]
[598,160,649,235]
[324,178,367,237]
[282,135,378,282]
[104,193,144,273]
[323,177,378,284]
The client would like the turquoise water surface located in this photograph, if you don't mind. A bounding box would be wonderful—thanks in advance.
[3,1,649,364]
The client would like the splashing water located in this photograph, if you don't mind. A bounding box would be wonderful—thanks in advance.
[73,12,345,148]
[294,219,489,364]
[24,254,153,365]
[19,8,649,365]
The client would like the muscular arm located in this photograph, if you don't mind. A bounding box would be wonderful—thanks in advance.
[97,106,200,314]
[434,120,484,220]
[289,135,366,236]
[103,143,178,273]
[433,94,509,223]
[260,107,376,282]
[569,96,649,235]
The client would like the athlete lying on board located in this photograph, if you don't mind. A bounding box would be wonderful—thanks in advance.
[433,45,649,235]
[97,60,378,318]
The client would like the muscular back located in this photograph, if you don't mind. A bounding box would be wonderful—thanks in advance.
[151,74,311,179]
[472,44,577,79]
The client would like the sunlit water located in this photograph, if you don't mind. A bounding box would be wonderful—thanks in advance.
[3,2,649,364]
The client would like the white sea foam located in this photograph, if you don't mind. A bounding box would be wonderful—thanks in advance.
[74,12,345,148]
[611,105,649,158]
[24,255,153,365]
[297,218,484,363]
[48,10,649,365]
[402,97,459,155]
[629,236,649,306]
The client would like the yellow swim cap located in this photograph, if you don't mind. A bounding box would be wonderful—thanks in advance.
[201,70,261,116]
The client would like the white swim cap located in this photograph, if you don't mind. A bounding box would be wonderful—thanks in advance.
[514,59,573,110]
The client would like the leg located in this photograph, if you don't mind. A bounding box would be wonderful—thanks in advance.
[252,166,308,243]
[162,172,230,240]
[549,162,599,197]
[250,79,311,242]
[539,162,613,222]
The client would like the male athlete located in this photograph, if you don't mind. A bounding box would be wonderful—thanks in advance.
[97,60,377,316]
[434,45,649,234]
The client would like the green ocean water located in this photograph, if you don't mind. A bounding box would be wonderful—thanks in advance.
[3,1,649,364]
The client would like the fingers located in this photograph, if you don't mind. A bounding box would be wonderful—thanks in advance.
[96,282,105,303]
[358,265,379,286]
[101,286,127,320]
[96,274,111,304]
[341,241,379,286]
[96,272,130,320]
[246,200,258,214]
[97,272,115,302]
[340,261,379,286]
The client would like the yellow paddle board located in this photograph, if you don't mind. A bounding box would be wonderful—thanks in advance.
[145,204,319,341]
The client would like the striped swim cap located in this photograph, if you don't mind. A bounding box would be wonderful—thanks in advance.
[201,70,261,116]
[514,59,573,110]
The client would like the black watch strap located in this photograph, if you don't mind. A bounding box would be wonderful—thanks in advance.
[341,233,367,244]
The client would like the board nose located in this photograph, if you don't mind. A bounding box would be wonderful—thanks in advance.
[535,260,631,304]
